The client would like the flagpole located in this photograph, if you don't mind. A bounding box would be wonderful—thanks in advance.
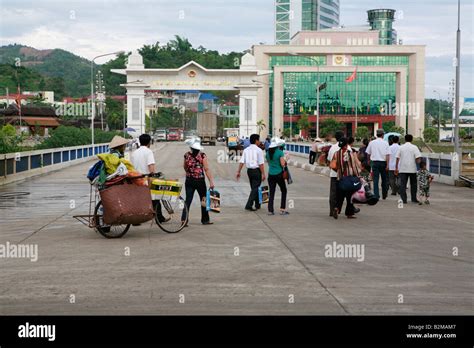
[316,64,320,139]
[355,66,358,134]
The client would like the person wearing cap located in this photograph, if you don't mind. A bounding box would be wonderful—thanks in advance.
[266,138,289,215]
[109,136,130,158]
[366,129,390,200]
[236,134,266,212]
[182,138,215,225]
[309,138,321,165]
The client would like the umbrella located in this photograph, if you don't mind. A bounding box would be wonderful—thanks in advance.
[384,132,401,142]
[124,127,136,132]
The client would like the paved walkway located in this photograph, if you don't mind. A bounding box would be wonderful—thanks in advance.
[0,143,472,314]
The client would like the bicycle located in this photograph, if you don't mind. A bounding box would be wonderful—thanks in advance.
[74,173,188,238]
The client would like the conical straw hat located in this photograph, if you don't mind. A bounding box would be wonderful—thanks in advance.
[109,136,130,149]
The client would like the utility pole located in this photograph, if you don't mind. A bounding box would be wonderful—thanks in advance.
[433,90,442,141]
[454,0,461,169]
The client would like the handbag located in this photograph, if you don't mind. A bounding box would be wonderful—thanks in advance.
[338,175,362,192]
[282,166,289,180]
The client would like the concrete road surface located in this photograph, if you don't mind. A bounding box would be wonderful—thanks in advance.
[0,142,472,314]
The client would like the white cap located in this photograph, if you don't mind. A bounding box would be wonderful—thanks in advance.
[185,137,203,151]
[270,137,285,148]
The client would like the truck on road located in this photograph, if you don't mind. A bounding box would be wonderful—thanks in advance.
[197,112,220,146]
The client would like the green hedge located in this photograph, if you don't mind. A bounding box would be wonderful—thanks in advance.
[36,126,123,149]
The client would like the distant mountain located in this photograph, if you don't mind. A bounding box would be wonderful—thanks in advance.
[0,44,94,98]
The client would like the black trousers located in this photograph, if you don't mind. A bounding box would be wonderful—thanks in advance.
[182,178,209,223]
[329,177,338,216]
[268,173,287,213]
[371,160,388,199]
[246,168,262,209]
[309,151,317,165]
[399,173,417,203]
[336,184,356,217]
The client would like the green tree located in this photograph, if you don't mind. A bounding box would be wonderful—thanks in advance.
[459,129,467,140]
[0,124,23,154]
[256,119,266,135]
[320,118,343,138]
[105,97,125,130]
[296,113,310,136]
[382,121,395,133]
[355,126,369,140]
[282,128,297,139]
[423,127,439,143]
[390,126,405,136]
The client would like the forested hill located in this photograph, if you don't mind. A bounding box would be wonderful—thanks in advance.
[0,37,244,98]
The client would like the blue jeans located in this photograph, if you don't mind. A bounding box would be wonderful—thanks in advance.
[371,161,388,199]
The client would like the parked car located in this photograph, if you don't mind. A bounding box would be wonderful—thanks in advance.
[440,136,454,142]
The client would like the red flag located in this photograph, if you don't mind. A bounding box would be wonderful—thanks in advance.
[345,69,357,83]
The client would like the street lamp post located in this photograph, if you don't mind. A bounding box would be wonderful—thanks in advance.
[433,90,442,141]
[90,51,124,148]
[454,0,462,170]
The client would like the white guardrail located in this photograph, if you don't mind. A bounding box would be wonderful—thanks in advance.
[285,142,461,186]
[0,143,110,186]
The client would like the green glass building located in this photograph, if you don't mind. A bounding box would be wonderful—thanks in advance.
[253,42,425,139]
[368,9,397,45]
[302,0,340,31]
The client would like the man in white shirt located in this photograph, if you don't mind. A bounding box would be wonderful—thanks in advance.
[131,134,168,223]
[388,135,401,195]
[236,134,266,211]
[396,134,422,204]
[366,129,390,200]
[131,134,155,175]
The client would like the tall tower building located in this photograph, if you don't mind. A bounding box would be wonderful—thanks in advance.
[367,9,397,45]
[275,0,292,45]
[302,0,340,30]
[275,0,340,45]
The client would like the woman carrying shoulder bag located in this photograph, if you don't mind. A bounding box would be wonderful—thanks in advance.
[334,137,362,220]
[266,138,289,216]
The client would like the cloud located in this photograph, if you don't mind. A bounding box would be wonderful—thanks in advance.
[0,0,472,97]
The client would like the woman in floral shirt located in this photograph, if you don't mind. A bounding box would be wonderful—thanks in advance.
[181,138,215,225]
[417,161,434,205]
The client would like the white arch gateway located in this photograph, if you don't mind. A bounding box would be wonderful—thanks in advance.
[111,51,272,137]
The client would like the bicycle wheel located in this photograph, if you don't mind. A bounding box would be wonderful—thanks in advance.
[154,196,188,233]
[94,201,130,239]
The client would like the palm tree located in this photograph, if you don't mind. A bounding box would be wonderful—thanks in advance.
[256,120,266,136]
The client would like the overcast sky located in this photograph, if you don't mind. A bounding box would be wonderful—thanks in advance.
[0,0,472,99]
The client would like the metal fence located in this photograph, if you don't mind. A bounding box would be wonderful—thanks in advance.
[285,142,460,185]
[1,143,109,181]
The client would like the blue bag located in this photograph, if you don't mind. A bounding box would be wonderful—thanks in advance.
[87,161,104,182]
[206,189,221,213]
[338,175,362,193]
[258,186,269,204]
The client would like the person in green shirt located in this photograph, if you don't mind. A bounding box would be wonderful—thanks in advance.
[266,138,289,215]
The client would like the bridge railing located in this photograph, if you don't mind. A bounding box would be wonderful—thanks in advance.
[0,143,109,186]
[284,142,460,185]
